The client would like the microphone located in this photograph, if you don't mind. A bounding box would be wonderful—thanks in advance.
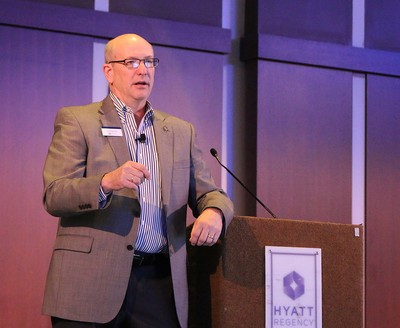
[136,133,146,143]
[210,148,277,218]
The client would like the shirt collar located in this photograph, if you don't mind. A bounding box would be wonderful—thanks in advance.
[109,92,154,125]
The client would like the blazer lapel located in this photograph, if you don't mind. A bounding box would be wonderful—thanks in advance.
[99,96,131,166]
[153,111,173,206]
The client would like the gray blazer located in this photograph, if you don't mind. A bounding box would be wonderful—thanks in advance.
[42,96,234,327]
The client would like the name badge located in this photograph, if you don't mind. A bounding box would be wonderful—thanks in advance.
[101,127,123,137]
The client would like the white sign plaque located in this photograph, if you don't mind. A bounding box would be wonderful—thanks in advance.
[265,246,322,328]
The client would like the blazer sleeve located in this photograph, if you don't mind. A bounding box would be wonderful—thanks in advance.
[186,123,234,230]
[43,106,104,217]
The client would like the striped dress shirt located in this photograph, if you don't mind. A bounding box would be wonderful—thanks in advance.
[109,92,167,253]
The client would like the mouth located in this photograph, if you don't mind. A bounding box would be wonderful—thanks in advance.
[134,81,150,87]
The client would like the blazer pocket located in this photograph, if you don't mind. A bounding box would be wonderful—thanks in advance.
[54,234,94,253]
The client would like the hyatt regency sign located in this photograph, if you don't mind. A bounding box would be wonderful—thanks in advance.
[265,246,322,328]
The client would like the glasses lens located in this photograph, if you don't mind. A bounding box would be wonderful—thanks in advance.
[144,58,159,68]
[130,60,140,68]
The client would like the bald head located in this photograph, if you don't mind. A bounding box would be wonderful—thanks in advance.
[105,34,153,63]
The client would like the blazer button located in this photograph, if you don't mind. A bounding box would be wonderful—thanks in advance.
[126,245,134,251]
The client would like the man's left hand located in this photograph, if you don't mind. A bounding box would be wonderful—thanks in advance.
[189,208,223,246]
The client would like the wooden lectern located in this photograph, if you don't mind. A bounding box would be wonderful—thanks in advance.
[187,216,364,328]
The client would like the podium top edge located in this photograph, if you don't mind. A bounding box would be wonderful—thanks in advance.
[233,215,363,228]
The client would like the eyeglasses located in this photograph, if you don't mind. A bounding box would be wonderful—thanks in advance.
[107,58,160,69]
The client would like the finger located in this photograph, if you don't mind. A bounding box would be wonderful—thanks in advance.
[203,232,217,246]
[128,174,141,185]
[190,224,205,246]
[129,172,145,185]
[199,231,211,246]
[190,229,216,247]
[129,162,151,180]
[125,175,139,190]
[206,233,216,244]
[189,229,200,246]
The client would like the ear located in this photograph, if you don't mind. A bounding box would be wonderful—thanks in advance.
[103,63,113,83]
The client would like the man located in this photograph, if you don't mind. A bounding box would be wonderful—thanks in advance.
[42,34,233,327]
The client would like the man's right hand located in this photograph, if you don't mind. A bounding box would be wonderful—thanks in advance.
[101,161,151,193]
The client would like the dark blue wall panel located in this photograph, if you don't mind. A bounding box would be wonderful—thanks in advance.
[24,0,94,9]
[365,0,400,52]
[111,0,222,26]
[250,0,352,44]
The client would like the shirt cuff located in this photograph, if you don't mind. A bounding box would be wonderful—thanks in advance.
[99,186,112,209]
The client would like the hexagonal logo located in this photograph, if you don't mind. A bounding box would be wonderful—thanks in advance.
[283,271,305,300]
